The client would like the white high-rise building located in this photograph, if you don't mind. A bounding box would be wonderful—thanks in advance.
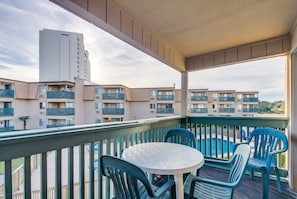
[39,29,91,82]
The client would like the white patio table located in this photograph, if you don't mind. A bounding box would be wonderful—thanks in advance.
[122,142,204,199]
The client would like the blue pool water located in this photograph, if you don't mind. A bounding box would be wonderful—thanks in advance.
[197,138,234,156]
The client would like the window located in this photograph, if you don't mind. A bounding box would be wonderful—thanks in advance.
[150,104,155,109]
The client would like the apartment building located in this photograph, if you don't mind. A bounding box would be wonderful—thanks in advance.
[0,78,258,131]
[39,29,91,82]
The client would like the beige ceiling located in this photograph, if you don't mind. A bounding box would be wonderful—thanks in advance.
[114,0,297,57]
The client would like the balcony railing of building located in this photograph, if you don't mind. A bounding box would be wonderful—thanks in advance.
[157,108,174,114]
[102,108,124,115]
[46,108,75,116]
[191,96,208,101]
[156,95,174,100]
[218,107,235,113]
[102,93,124,100]
[0,89,14,98]
[0,126,14,132]
[0,116,289,198]
[0,108,14,117]
[243,107,259,112]
[190,108,208,113]
[46,124,75,128]
[243,97,259,102]
[47,91,75,99]
[219,96,235,102]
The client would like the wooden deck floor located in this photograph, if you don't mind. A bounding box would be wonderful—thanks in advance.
[199,166,297,199]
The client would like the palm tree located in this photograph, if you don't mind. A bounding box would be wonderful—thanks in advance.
[19,116,30,130]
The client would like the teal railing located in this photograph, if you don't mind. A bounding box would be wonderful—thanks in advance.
[0,116,289,198]
[46,108,75,116]
[102,108,124,115]
[187,116,289,176]
[0,108,14,117]
[0,89,14,98]
[47,91,74,99]
[102,93,124,100]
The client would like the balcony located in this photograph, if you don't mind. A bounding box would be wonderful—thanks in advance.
[102,108,124,115]
[156,107,174,114]
[219,96,235,102]
[190,107,208,113]
[0,108,14,117]
[47,91,74,99]
[243,97,259,102]
[218,107,235,113]
[102,93,124,100]
[191,95,208,101]
[0,89,14,98]
[0,126,14,132]
[0,116,292,198]
[157,95,174,101]
[46,108,75,116]
[243,107,259,113]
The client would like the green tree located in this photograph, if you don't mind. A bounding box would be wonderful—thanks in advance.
[19,116,30,130]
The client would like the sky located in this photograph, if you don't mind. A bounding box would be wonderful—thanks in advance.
[0,0,286,102]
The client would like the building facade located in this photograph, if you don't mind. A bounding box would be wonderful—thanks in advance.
[39,29,91,82]
[0,78,259,131]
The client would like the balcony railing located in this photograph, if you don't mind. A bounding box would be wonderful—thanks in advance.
[102,108,124,115]
[102,93,124,100]
[0,126,14,132]
[243,97,259,102]
[0,108,14,117]
[47,91,75,99]
[156,95,174,100]
[219,96,235,102]
[0,116,289,198]
[157,108,174,114]
[243,107,259,112]
[46,108,75,116]
[191,96,208,101]
[191,108,208,113]
[218,107,235,113]
[0,89,14,98]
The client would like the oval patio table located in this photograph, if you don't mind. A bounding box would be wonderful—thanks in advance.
[122,142,204,199]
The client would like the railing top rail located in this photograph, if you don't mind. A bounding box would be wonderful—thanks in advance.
[188,116,289,128]
[0,116,183,161]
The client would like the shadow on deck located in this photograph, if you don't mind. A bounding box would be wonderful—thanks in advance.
[200,166,297,199]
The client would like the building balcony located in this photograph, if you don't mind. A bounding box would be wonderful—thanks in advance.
[47,91,75,99]
[0,126,14,132]
[157,95,174,101]
[102,93,124,100]
[191,96,208,101]
[243,107,259,113]
[47,124,74,128]
[219,96,235,102]
[218,107,235,113]
[0,116,293,198]
[0,89,14,98]
[156,108,174,114]
[46,108,75,116]
[243,97,259,102]
[0,108,14,117]
[190,108,208,113]
[102,108,124,115]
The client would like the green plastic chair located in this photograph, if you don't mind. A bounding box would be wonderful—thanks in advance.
[184,144,251,199]
[100,155,176,199]
[242,128,288,199]
[164,128,196,148]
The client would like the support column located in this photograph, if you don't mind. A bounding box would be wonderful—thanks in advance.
[289,50,297,190]
[181,72,188,117]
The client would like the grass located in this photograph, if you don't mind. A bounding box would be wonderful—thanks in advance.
[0,158,24,174]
